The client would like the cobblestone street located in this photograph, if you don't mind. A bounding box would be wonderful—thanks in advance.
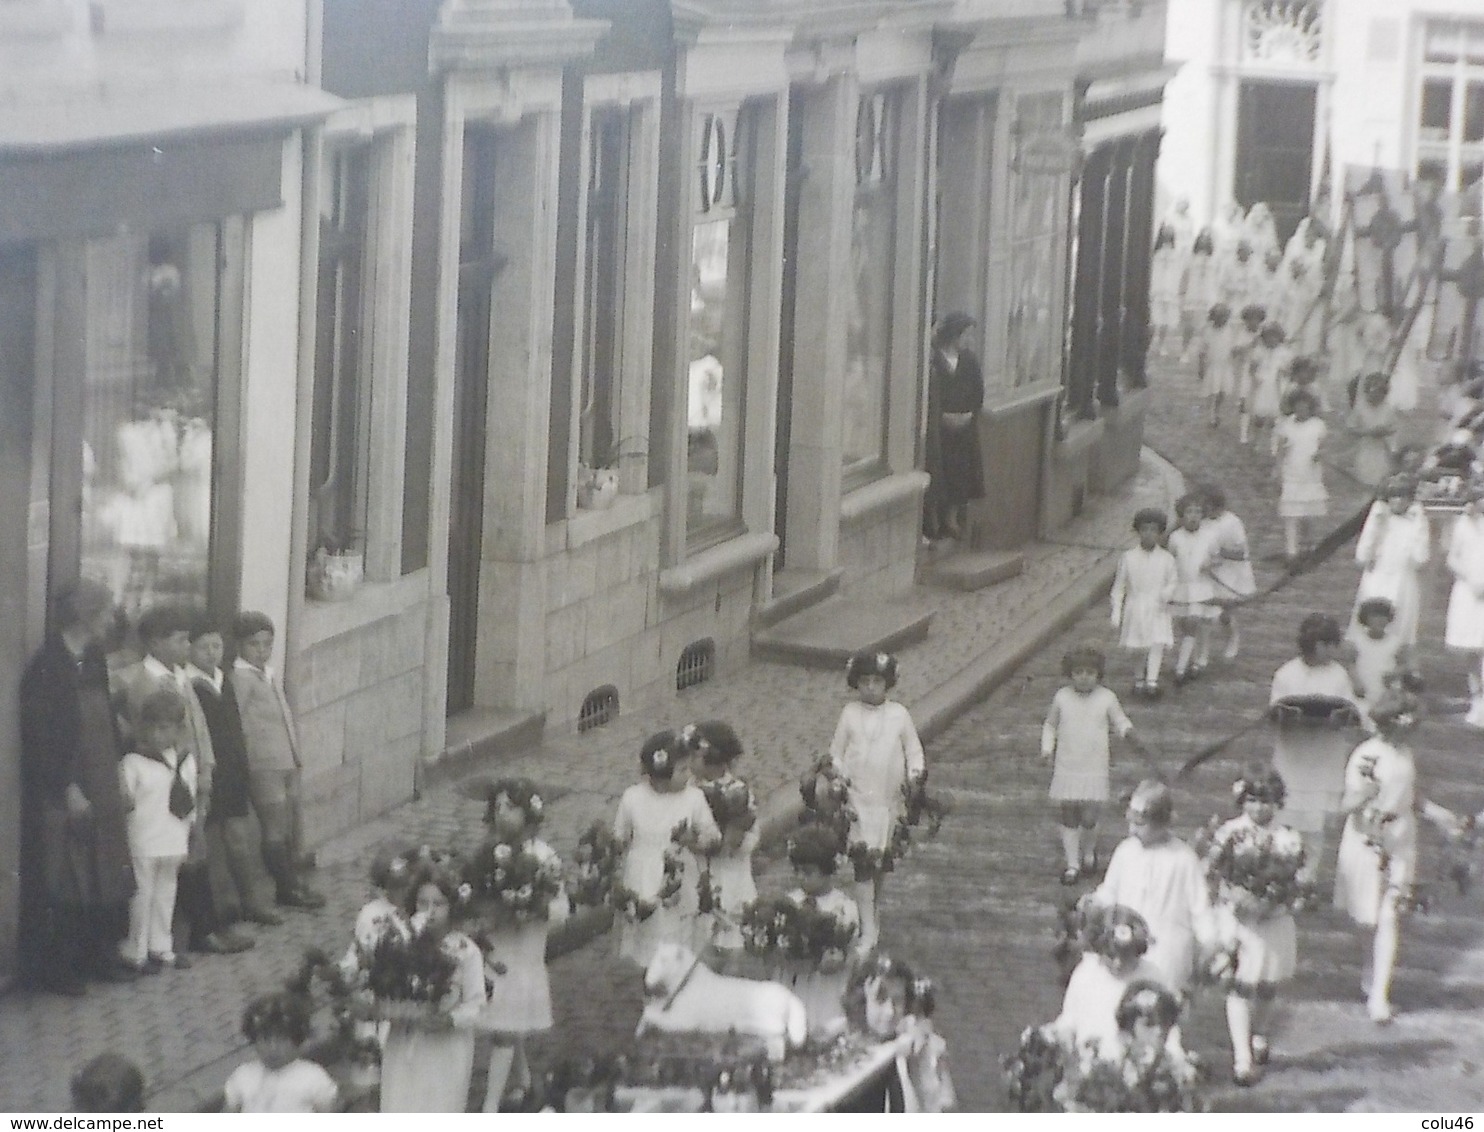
[5,373,1484,1112]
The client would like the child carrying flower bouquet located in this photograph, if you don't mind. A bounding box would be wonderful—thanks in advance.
[614,731,721,968]
[742,823,860,1042]
[1200,767,1308,1086]
[373,859,487,1112]
[1053,904,1175,1058]
[683,720,759,963]
[467,778,568,1112]
[828,650,925,954]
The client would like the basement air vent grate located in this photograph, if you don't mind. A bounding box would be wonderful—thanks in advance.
[676,638,716,691]
[578,685,619,732]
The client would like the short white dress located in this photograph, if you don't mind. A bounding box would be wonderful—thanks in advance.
[1352,503,1431,647]
[1445,513,1484,651]
[614,781,721,968]
[829,699,926,853]
[1167,524,1220,620]
[1044,685,1134,803]
[1205,510,1256,602]
[1095,837,1214,996]
[477,838,568,1034]
[1198,321,1238,397]
[1278,416,1329,520]
[1333,737,1417,927]
[1206,816,1299,993]
[1110,545,1177,649]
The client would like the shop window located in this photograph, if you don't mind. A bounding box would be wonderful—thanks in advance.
[1008,93,1066,390]
[843,89,899,478]
[676,637,715,691]
[686,107,752,549]
[310,143,375,568]
[578,684,619,732]
[79,220,243,619]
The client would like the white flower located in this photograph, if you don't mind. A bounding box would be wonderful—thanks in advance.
[388,856,408,876]
[493,843,513,863]
[652,748,671,771]
[529,794,543,815]
[1231,781,1247,799]
[457,883,473,903]
[876,652,890,669]
[1112,923,1134,946]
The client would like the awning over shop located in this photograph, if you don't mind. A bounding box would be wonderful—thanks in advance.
[1080,63,1177,147]
[0,79,344,244]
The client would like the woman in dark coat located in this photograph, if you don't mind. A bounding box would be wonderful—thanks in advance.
[923,312,987,542]
[19,580,136,993]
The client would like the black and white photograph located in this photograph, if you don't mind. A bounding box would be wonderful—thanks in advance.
[3,0,1484,1115]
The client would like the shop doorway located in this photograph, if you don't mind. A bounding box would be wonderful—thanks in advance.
[1234,80,1317,245]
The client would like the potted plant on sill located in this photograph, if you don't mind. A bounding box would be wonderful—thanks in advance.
[306,533,365,602]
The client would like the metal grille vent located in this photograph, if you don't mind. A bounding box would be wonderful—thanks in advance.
[578,685,619,732]
[676,638,716,691]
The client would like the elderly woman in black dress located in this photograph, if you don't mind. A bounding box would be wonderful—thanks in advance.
[923,312,986,543]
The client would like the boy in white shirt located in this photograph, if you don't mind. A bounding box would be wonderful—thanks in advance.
[119,689,197,972]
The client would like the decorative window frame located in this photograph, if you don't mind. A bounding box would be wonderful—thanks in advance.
[305,96,416,616]
[1410,17,1484,195]
[565,72,661,517]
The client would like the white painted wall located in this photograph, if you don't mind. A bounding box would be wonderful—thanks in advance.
[1159,0,1484,228]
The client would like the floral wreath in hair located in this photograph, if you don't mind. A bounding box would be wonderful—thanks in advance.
[1230,773,1284,807]
[679,723,712,760]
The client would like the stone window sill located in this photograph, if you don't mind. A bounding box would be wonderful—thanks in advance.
[549,491,655,552]
[840,470,930,525]
[299,569,431,647]
[658,530,777,597]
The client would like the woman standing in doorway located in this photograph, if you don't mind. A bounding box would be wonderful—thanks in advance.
[922,312,986,544]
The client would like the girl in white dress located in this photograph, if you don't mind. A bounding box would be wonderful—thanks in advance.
[683,720,759,964]
[378,864,488,1112]
[1205,768,1302,1086]
[1094,781,1216,997]
[1149,225,1183,359]
[1166,494,1220,682]
[1249,323,1293,456]
[1334,692,1424,1023]
[1353,476,1431,647]
[1269,614,1363,877]
[224,993,340,1112]
[1110,508,1178,699]
[1276,389,1328,561]
[1195,302,1237,427]
[614,731,721,969]
[1444,488,1484,727]
[1054,905,1176,1058]
[1041,645,1151,885]
[1202,485,1256,660]
[829,650,926,954]
[470,779,568,1112]
[775,824,861,1041]
[1181,231,1218,359]
[1345,598,1414,711]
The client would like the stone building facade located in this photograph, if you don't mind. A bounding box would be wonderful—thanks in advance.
[0,0,1169,980]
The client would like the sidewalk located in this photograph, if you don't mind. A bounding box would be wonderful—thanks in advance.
[0,449,1181,1113]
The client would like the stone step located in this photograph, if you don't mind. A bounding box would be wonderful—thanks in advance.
[421,706,546,793]
[924,547,1026,591]
[753,566,844,629]
[750,593,933,669]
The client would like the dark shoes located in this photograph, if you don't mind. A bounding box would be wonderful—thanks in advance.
[195,930,255,955]
[149,952,192,970]
[90,959,142,984]
[245,906,286,927]
[278,888,327,911]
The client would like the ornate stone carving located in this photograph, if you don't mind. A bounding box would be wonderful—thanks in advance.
[1242,0,1322,65]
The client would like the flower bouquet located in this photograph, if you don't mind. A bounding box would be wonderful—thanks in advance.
[465,839,564,926]
[1003,1026,1070,1113]
[739,893,858,965]
[700,775,758,847]
[613,846,684,923]
[570,821,624,908]
[1199,818,1316,919]
[361,923,458,1025]
[1057,1041,1205,1113]
[798,756,856,842]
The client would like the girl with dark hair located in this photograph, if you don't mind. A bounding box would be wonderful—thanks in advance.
[830,650,925,953]
[1041,645,1151,885]
[1276,385,1329,561]
[1205,767,1303,1085]
[1111,509,1178,698]
[1352,475,1431,647]
[1269,614,1362,879]
[1052,905,1174,1057]
[224,992,339,1112]
[613,732,720,968]
[684,720,759,961]
[922,312,985,543]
